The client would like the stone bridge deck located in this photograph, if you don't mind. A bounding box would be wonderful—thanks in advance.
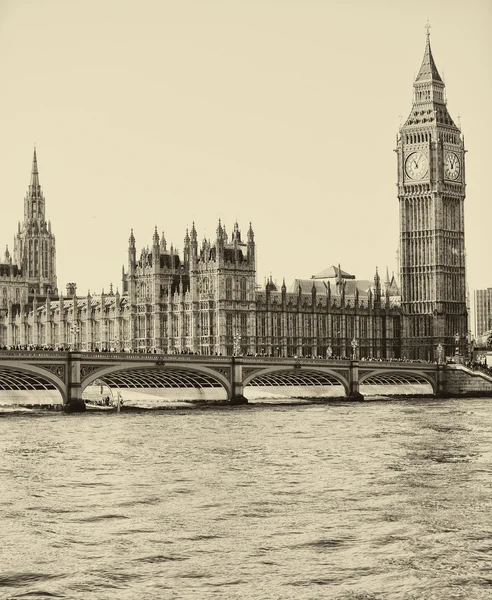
[0,350,446,411]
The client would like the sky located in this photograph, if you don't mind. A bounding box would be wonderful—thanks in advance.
[0,0,491,301]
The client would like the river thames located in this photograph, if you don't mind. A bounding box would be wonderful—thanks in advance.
[1,397,491,599]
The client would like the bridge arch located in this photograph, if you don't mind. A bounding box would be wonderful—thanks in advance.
[81,362,232,400]
[0,361,67,403]
[243,366,350,395]
[359,369,436,393]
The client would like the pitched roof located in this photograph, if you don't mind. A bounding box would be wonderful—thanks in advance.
[312,265,355,280]
[415,34,443,83]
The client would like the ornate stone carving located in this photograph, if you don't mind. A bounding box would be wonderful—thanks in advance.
[332,369,349,379]
[242,367,262,378]
[80,365,105,379]
[213,367,231,379]
[40,364,66,382]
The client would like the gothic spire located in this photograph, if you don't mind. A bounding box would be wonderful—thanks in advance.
[30,147,40,190]
[153,226,159,247]
[415,25,443,84]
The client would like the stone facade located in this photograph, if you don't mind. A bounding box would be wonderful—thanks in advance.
[443,365,492,395]
[0,155,401,355]
[0,32,468,360]
[396,30,468,360]
[474,288,492,341]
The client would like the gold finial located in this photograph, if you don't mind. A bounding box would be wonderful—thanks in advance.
[425,19,431,38]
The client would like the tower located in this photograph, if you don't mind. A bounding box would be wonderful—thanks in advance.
[13,149,57,296]
[396,28,467,359]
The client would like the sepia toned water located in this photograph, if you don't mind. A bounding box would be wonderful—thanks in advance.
[0,398,491,600]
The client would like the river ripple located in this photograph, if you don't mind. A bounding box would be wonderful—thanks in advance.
[0,397,491,599]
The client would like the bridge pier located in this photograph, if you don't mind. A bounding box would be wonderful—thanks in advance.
[65,352,86,413]
[435,363,446,397]
[348,359,364,401]
[230,357,248,405]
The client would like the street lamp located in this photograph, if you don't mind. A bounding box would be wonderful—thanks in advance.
[70,324,80,351]
[351,337,359,360]
[436,343,444,365]
[233,330,242,357]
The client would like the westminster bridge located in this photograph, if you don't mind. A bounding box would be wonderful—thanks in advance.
[1,349,485,411]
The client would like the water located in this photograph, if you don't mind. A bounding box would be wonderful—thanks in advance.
[0,398,491,599]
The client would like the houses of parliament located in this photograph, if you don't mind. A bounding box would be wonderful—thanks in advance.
[0,32,468,360]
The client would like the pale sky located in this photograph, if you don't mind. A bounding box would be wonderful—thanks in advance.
[0,0,490,298]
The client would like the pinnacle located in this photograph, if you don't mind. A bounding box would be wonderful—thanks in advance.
[415,31,443,84]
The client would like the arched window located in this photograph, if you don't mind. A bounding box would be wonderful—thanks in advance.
[15,288,20,303]
[240,278,247,301]
[2,287,7,307]
[226,277,232,300]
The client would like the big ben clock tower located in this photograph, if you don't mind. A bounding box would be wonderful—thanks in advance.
[396,27,468,360]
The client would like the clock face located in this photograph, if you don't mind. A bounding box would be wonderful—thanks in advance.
[405,151,428,180]
[444,151,460,180]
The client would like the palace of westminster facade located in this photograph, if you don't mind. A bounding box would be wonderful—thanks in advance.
[0,32,468,360]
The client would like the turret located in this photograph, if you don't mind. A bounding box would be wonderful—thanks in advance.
[247,222,255,264]
[216,219,224,265]
[152,226,160,271]
[190,222,198,269]
[374,267,381,306]
[14,148,57,295]
[183,228,190,269]
[232,221,241,245]
[128,228,136,273]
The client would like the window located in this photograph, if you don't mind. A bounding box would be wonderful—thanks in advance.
[226,313,233,337]
[240,278,247,301]
[226,277,232,300]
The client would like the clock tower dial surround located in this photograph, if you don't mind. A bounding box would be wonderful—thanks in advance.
[395,30,467,360]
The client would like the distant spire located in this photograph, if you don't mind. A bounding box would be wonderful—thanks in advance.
[247,221,254,241]
[129,228,135,247]
[415,23,443,83]
[374,266,380,283]
[30,147,40,189]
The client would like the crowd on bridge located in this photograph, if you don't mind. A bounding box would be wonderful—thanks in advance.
[0,344,438,365]
[465,359,491,377]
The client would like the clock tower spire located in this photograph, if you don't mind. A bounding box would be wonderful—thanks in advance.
[396,28,467,360]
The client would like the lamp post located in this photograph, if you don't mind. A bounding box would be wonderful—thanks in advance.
[351,337,358,360]
[454,332,460,357]
[233,330,242,357]
[70,324,80,351]
[436,343,444,365]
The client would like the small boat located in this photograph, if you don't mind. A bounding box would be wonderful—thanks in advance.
[85,401,116,411]
[84,392,123,412]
